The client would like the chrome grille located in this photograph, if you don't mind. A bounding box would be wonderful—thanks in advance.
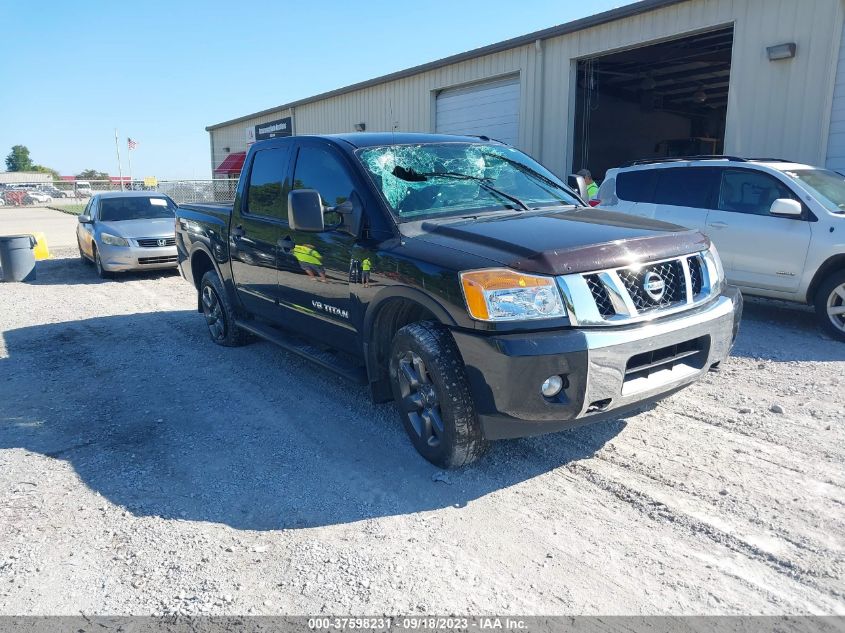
[617,260,685,311]
[137,237,176,248]
[558,251,717,326]
[688,256,703,295]
[585,274,615,318]
[138,255,177,265]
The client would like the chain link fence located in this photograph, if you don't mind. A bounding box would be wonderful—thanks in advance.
[0,179,238,207]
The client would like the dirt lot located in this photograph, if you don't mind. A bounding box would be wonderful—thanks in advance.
[0,247,843,616]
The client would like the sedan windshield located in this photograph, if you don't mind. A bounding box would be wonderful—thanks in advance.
[357,143,580,221]
[99,197,175,221]
[782,168,845,213]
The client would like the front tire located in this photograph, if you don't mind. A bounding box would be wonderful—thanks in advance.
[78,238,90,264]
[200,270,249,347]
[93,246,112,278]
[389,321,487,468]
[815,270,845,341]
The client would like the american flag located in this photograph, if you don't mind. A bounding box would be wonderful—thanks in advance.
[127,138,138,150]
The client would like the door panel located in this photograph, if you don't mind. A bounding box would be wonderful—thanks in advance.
[276,143,361,351]
[230,216,283,318]
[78,199,96,257]
[230,145,292,321]
[706,169,811,292]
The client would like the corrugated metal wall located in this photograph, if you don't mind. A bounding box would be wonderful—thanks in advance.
[210,0,844,178]
[826,19,845,170]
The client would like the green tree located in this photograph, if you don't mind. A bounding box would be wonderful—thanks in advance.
[5,145,34,171]
[32,164,60,180]
[76,169,109,180]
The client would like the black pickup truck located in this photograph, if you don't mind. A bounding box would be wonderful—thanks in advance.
[176,133,742,468]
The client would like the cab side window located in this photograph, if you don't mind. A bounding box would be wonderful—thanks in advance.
[246,147,291,220]
[293,146,355,207]
[717,169,798,216]
[652,167,719,209]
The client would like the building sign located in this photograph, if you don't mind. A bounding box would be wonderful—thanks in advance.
[246,126,256,146]
[255,117,292,140]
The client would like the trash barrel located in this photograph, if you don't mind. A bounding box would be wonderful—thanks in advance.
[0,234,37,282]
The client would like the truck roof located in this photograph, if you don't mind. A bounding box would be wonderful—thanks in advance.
[296,132,507,148]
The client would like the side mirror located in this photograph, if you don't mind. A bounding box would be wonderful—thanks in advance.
[288,189,325,232]
[78,214,92,224]
[769,198,802,217]
[334,191,364,238]
[568,174,588,202]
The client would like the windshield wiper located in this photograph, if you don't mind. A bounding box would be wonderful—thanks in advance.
[392,165,530,211]
[479,152,581,202]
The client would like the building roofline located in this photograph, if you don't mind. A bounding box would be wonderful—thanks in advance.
[206,0,688,131]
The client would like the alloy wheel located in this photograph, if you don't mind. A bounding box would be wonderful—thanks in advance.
[201,285,226,341]
[827,282,845,334]
[396,351,444,448]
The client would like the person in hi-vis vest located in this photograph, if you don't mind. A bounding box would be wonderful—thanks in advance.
[577,169,599,201]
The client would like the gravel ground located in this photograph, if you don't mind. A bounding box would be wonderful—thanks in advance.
[0,249,843,616]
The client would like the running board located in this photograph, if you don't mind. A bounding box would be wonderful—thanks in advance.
[235,319,368,384]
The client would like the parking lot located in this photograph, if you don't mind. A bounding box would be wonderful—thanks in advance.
[0,207,843,615]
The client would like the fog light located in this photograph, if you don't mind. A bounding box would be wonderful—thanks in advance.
[541,375,564,398]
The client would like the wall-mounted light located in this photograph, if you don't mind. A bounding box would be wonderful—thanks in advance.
[354,122,366,132]
[767,42,796,61]
[693,86,708,103]
[223,147,230,153]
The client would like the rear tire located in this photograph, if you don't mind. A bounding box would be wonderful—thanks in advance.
[200,270,249,347]
[815,270,845,342]
[389,321,487,468]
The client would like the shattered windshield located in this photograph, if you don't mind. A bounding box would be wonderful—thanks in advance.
[357,143,580,221]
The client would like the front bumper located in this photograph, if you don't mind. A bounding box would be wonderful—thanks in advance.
[98,242,178,272]
[452,286,742,440]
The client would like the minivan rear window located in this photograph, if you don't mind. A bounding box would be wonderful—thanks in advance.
[616,170,657,203]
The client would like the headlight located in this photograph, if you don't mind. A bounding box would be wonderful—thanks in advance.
[460,268,566,321]
[704,243,724,292]
[100,233,129,247]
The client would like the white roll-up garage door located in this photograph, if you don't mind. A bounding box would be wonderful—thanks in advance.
[435,77,520,146]
[826,21,845,170]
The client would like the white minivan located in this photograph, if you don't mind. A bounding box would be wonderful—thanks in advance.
[597,157,845,340]
[75,181,93,198]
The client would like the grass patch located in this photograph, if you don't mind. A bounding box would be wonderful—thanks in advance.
[47,204,86,216]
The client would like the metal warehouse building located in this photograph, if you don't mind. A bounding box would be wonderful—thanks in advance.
[207,0,845,183]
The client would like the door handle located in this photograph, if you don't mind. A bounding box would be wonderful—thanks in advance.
[232,225,245,239]
[277,235,294,252]
[708,221,728,229]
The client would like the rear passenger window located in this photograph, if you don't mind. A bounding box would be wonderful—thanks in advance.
[246,147,291,220]
[616,170,657,203]
[653,167,718,209]
[718,169,797,216]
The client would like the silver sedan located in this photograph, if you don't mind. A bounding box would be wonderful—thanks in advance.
[76,192,178,278]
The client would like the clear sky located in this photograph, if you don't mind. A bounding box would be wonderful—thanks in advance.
[0,0,631,180]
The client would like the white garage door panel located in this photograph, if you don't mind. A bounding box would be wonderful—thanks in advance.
[826,21,845,170]
[436,78,520,146]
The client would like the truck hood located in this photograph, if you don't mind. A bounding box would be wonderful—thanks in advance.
[408,207,710,275]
